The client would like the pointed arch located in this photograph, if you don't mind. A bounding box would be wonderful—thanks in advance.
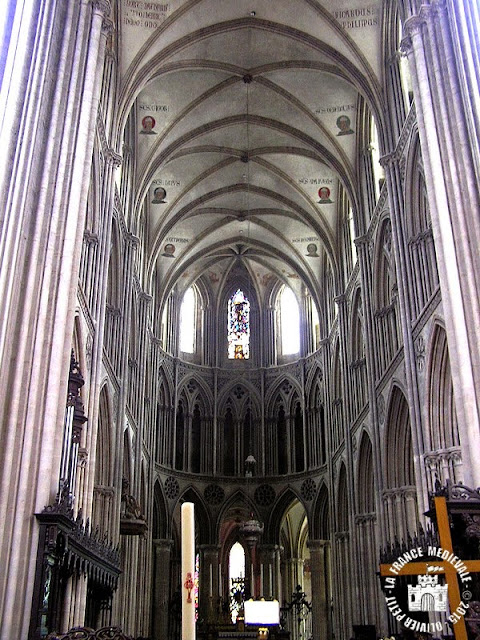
[383,385,418,541]
[374,216,396,310]
[312,482,329,540]
[278,284,301,357]
[217,379,262,475]
[174,375,215,474]
[279,497,310,624]
[292,393,305,473]
[92,384,115,537]
[334,463,351,640]
[174,392,187,471]
[383,1,410,144]
[336,463,349,533]
[385,386,414,488]
[264,376,301,476]
[177,374,214,412]
[175,486,212,545]
[105,216,122,372]
[355,430,379,624]
[424,323,462,488]
[323,254,336,332]
[216,489,257,538]
[266,487,305,546]
[404,134,440,319]
[306,366,326,469]
[152,479,169,539]
[373,216,400,375]
[349,287,367,415]
[357,430,375,515]
[218,268,260,367]
[330,338,343,452]
[265,375,301,410]
[179,285,196,354]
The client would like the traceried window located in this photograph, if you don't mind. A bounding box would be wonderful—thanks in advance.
[280,286,300,355]
[370,118,385,201]
[180,287,195,353]
[228,289,250,359]
[229,542,246,622]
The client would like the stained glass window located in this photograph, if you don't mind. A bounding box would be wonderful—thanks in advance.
[228,289,250,359]
[229,542,245,622]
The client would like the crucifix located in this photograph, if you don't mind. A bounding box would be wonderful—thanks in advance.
[380,495,480,640]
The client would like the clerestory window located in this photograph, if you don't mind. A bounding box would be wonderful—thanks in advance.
[280,286,300,355]
[228,289,250,359]
[179,287,195,353]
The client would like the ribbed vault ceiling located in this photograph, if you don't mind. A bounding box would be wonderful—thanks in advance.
[117,0,385,309]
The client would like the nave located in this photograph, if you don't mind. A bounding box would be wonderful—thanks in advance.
[1,1,480,639]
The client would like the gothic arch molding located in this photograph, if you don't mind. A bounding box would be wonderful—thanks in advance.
[265,487,306,546]
[311,482,330,540]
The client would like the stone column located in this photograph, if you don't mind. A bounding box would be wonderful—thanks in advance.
[198,545,220,623]
[259,545,281,600]
[308,540,330,640]
[403,486,418,536]
[301,290,314,355]
[152,539,173,640]
[402,4,480,485]
[264,304,276,366]
[0,1,112,637]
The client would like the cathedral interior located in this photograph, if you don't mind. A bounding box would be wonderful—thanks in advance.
[1,0,480,639]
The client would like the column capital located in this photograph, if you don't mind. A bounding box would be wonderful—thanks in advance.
[101,16,114,36]
[307,539,330,550]
[198,544,221,552]
[355,513,377,525]
[153,538,174,550]
[399,33,413,57]
[84,230,99,245]
[258,543,281,556]
[91,0,111,17]
[380,150,400,168]
[354,233,370,247]
[402,485,418,500]
[125,232,140,248]
[106,148,123,168]
[403,14,427,40]
[334,531,349,542]
[430,0,447,19]
[139,290,153,305]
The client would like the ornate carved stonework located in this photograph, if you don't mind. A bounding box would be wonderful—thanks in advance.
[377,394,385,424]
[120,478,147,536]
[47,626,133,640]
[415,335,426,371]
[33,489,121,636]
[300,478,316,502]
[204,484,225,506]
[165,476,180,500]
[254,484,276,507]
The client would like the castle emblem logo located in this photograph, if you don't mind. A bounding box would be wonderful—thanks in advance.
[407,574,448,612]
[383,545,471,634]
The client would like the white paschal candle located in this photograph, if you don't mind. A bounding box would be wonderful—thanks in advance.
[182,502,196,640]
